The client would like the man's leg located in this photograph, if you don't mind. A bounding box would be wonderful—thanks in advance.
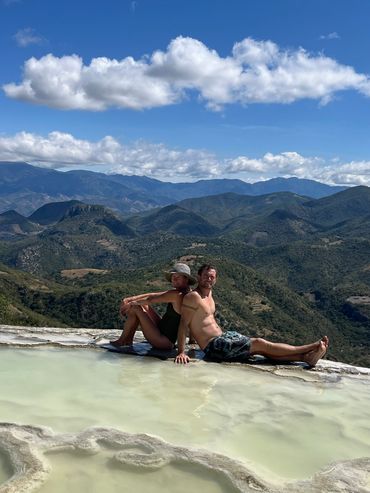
[250,336,329,365]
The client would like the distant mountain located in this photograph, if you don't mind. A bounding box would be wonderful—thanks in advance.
[0,210,42,237]
[109,174,347,201]
[48,203,135,237]
[0,161,348,215]
[29,200,83,225]
[126,204,219,236]
[176,186,370,242]
[0,162,160,215]
[177,192,310,227]
[1,185,369,278]
[303,186,370,226]
[247,177,346,198]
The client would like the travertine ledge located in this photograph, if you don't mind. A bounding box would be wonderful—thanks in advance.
[0,324,369,380]
[0,423,370,493]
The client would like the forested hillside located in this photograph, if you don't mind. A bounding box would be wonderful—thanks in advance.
[1,185,369,366]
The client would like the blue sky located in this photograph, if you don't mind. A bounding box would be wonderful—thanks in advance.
[1,0,370,185]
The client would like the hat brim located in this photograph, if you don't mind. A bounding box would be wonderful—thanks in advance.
[164,271,197,285]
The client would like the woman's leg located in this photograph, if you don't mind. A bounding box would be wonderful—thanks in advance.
[145,305,161,326]
[110,308,140,346]
[126,305,173,350]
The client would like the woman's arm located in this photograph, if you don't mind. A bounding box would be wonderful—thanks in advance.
[129,289,180,306]
[120,289,184,317]
[120,290,169,316]
[123,291,168,304]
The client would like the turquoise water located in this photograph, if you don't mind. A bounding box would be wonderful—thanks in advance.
[0,347,369,487]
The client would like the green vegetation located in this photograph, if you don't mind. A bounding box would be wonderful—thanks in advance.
[1,186,370,366]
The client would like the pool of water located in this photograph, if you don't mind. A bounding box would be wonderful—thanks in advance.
[37,450,237,493]
[0,347,369,489]
[0,454,11,486]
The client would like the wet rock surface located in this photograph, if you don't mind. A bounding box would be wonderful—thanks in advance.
[0,325,369,492]
[0,324,369,380]
[0,423,369,493]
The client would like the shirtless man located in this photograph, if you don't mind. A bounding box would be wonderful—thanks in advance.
[175,264,329,366]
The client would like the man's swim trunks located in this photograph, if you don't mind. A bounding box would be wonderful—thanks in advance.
[203,330,251,362]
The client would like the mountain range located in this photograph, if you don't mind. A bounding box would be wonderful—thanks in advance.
[0,161,347,215]
[1,163,369,367]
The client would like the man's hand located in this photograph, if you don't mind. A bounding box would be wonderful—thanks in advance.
[174,352,190,364]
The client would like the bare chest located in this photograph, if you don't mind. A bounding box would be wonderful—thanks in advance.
[199,297,216,317]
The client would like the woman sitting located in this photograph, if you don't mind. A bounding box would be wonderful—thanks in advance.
[110,263,196,350]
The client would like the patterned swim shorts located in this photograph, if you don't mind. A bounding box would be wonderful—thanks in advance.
[203,330,251,362]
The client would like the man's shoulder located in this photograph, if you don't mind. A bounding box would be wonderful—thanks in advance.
[183,290,201,306]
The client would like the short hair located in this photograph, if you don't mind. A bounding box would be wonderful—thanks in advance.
[197,264,217,276]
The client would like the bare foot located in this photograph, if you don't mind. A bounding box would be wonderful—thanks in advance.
[304,336,329,355]
[304,341,327,367]
[109,339,133,347]
[322,335,329,349]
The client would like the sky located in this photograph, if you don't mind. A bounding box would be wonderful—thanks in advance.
[1,0,370,185]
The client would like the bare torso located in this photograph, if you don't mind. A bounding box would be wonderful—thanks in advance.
[187,291,222,350]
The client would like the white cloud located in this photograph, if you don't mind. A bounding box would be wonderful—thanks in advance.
[3,36,370,110]
[0,131,221,179]
[226,152,323,176]
[13,28,45,47]
[320,32,340,40]
[1,131,370,186]
[226,152,370,186]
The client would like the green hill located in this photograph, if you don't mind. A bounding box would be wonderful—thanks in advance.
[0,263,64,326]
[1,186,370,366]
[0,210,43,237]
[126,204,219,236]
[1,256,364,365]
[28,200,83,225]
[178,191,310,228]
[302,186,370,226]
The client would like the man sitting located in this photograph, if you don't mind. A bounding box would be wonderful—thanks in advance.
[175,264,329,366]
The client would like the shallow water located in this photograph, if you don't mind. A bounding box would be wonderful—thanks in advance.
[0,454,11,485]
[37,450,237,493]
[0,347,369,485]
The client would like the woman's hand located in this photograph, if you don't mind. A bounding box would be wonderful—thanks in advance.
[119,300,132,317]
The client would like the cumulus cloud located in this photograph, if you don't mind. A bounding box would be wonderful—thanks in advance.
[226,152,324,177]
[13,28,45,47]
[227,153,370,186]
[3,36,370,110]
[1,131,370,185]
[0,131,221,179]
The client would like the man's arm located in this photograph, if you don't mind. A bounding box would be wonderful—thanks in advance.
[174,293,198,364]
